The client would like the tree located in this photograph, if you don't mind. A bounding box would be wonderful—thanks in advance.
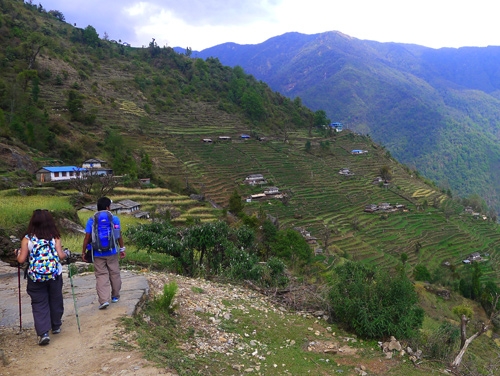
[82,25,99,47]
[272,229,312,266]
[413,264,431,281]
[241,88,265,121]
[21,32,49,69]
[305,140,311,153]
[379,165,392,181]
[451,296,500,369]
[69,170,118,199]
[138,151,153,178]
[48,10,65,22]
[312,110,330,136]
[67,90,83,120]
[228,190,244,215]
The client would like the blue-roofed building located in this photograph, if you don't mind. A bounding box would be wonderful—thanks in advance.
[329,122,343,132]
[35,166,86,182]
[240,134,251,139]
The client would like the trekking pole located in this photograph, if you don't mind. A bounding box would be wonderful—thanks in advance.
[17,263,22,334]
[66,251,81,333]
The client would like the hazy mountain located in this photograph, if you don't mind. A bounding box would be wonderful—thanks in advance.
[194,31,500,213]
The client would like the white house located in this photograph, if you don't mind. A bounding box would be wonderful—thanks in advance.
[244,174,266,185]
[35,166,86,182]
[82,159,112,176]
[264,187,279,195]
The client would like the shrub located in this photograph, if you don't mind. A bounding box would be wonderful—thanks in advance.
[329,261,424,339]
[153,281,178,314]
[424,322,460,360]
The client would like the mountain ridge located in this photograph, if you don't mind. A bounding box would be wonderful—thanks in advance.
[193,31,500,214]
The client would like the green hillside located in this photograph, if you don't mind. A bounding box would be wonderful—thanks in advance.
[1,0,500,283]
[196,31,500,215]
[2,1,500,372]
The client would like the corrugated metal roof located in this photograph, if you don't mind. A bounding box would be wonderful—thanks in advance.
[41,166,86,172]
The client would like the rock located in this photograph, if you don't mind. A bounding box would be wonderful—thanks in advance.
[324,348,338,354]
[232,364,243,371]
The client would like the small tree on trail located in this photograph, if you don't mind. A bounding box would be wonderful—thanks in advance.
[451,295,500,369]
[69,170,118,200]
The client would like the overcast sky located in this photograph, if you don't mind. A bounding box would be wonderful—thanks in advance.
[34,0,499,51]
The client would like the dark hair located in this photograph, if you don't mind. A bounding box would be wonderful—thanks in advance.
[97,197,112,211]
[26,210,61,239]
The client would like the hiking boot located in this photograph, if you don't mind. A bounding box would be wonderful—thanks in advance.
[52,328,61,334]
[98,301,109,310]
[39,332,50,346]
[111,296,119,303]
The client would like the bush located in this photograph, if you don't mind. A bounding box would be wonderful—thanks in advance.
[424,322,459,360]
[329,261,424,339]
[153,281,178,314]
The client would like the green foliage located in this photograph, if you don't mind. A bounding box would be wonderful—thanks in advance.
[67,89,83,120]
[139,151,153,178]
[104,129,137,177]
[329,261,424,339]
[125,220,289,287]
[423,322,460,360]
[452,304,474,319]
[413,265,431,281]
[82,25,99,47]
[228,189,243,215]
[272,229,312,266]
[305,140,311,152]
[313,110,329,126]
[153,281,178,314]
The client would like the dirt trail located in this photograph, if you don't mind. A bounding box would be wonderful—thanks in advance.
[0,263,168,376]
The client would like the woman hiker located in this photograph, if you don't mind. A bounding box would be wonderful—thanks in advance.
[16,209,68,345]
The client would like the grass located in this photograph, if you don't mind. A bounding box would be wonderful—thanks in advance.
[0,194,75,229]
[121,281,452,376]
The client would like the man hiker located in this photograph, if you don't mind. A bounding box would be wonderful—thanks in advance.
[82,197,125,309]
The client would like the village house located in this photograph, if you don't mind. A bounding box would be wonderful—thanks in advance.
[329,122,343,132]
[351,149,368,155]
[218,136,231,141]
[202,138,213,143]
[339,168,354,176]
[467,252,482,262]
[244,174,267,185]
[294,227,317,244]
[82,158,112,176]
[378,203,392,211]
[364,204,378,213]
[264,186,279,195]
[248,193,266,201]
[35,166,86,182]
[80,199,143,215]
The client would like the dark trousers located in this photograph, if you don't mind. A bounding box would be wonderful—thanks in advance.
[26,275,64,336]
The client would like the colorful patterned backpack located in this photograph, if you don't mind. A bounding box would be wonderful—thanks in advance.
[27,235,60,282]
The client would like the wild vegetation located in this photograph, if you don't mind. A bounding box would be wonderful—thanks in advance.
[0,1,500,374]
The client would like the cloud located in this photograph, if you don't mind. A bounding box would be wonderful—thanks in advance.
[149,0,281,25]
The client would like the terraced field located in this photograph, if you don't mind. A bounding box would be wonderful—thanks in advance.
[147,128,500,282]
[111,187,219,223]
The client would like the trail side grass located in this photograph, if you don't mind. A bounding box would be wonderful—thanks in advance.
[121,280,446,376]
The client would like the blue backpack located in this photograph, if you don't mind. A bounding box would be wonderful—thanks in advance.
[91,211,117,252]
